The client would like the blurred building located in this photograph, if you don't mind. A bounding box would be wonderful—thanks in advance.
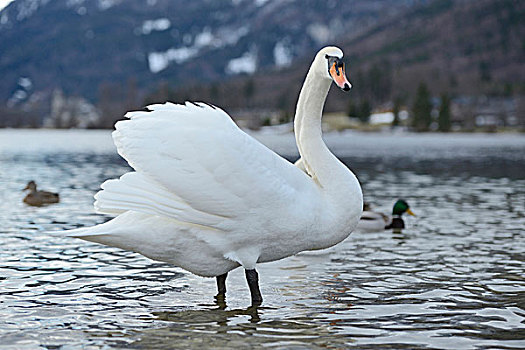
[451,96,518,130]
[44,89,101,128]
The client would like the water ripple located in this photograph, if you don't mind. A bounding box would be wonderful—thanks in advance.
[1,130,524,349]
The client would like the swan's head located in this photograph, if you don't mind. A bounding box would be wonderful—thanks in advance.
[315,46,352,91]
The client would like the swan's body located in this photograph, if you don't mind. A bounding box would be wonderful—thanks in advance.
[23,181,59,206]
[66,46,362,302]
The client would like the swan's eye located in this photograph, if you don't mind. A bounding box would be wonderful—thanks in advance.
[326,56,337,74]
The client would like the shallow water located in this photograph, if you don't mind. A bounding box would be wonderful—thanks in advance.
[1,129,524,349]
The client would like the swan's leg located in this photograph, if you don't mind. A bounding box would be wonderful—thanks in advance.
[216,272,228,296]
[245,269,263,304]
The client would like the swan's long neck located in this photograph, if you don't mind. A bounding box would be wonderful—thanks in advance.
[294,66,343,188]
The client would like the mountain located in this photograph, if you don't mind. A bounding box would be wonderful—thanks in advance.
[1,0,523,128]
[342,0,525,100]
[162,0,525,116]
[0,0,422,110]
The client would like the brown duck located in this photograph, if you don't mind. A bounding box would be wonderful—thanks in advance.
[23,181,60,206]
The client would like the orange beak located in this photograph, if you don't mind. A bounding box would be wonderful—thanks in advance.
[406,208,416,217]
[329,61,352,91]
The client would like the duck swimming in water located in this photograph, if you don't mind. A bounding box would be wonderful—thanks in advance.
[23,181,60,206]
[357,199,415,233]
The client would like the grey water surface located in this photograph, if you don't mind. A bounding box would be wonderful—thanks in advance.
[1,129,524,349]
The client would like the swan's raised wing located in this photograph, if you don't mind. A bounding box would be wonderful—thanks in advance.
[95,102,315,229]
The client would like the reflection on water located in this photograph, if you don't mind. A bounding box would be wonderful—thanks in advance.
[0,130,524,349]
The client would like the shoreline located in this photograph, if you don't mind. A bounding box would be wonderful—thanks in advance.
[1,128,523,158]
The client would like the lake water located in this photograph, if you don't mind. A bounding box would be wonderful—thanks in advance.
[1,129,524,349]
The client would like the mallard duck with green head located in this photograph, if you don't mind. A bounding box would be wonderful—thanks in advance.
[357,199,415,233]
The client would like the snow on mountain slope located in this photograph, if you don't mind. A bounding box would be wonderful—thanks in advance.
[0,0,422,105]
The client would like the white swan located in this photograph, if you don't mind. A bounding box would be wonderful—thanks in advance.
[66,46,363,304]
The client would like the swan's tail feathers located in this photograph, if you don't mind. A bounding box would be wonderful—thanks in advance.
[65,226,107,239]
[63,223,119,249]
[94,172,225,228]
[64,217,138,252]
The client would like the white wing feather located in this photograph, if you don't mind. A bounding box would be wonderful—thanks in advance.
[95,102,315,230]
